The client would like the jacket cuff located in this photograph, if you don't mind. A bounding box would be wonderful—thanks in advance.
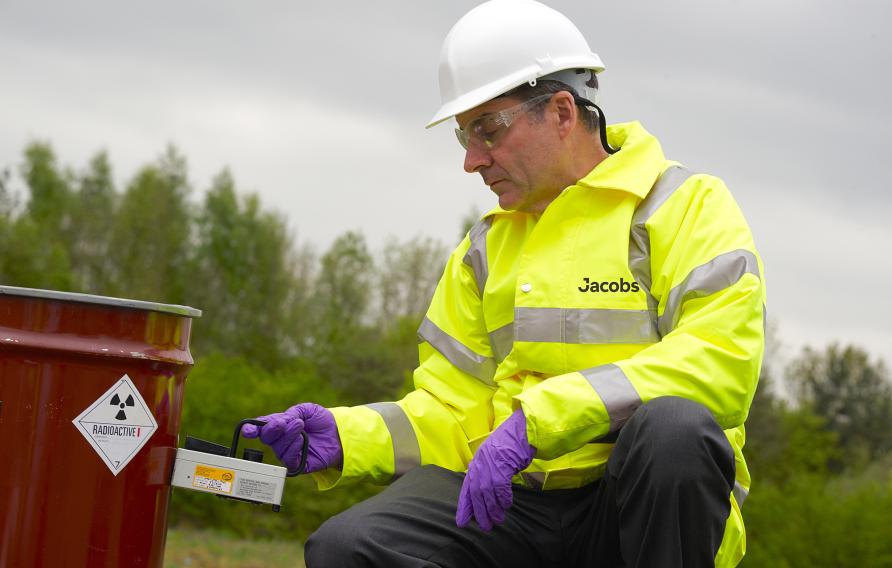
[514,372,611,460]
[311,405,395,490]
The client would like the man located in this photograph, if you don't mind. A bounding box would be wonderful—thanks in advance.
[244,1,765,566]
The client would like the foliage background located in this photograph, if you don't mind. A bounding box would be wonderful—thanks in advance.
[3,145,891,566]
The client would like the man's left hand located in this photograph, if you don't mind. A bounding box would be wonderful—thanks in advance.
[456,408,536,532]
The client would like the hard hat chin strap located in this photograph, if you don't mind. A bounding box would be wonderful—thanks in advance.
[577,98,618,155]
[593,103,618,155]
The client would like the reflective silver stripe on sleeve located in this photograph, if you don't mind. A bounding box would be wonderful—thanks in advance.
[629,166,694,335]
[521,471,545,490]
[733,480,749,507]
[462,217,493,296]
[418,316,496,385]
[514,307,659,344]
[488,321,514,363]
[365,402,422,479]
[658,249,761,337]
[580,364,642,435]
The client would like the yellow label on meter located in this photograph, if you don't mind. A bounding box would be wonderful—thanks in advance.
[192,464,235,494]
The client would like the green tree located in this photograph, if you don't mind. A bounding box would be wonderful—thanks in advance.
[21,142,73,237]
[107,145,192,303]
[68,151,117,293]
[313,231,374,339]
[0,215,73,289]
[0,143,74,289]
[376,235,448,330]
[788,343,892,469]
[310,232,406,400]
[0,167,14,271]
[190,169,311,367]
[0,167,14,217]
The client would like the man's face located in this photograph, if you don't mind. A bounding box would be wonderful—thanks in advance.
[456,95,563,214]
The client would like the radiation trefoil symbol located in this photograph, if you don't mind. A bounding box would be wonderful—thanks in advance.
[110,393,135,420]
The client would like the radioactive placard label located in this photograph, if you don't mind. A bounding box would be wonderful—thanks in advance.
[192,465,235,494]
[72,375,158,476]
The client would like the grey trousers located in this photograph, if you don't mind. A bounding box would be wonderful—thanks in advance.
[305,396,736,567]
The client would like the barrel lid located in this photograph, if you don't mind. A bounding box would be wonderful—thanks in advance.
[0,285,202,318]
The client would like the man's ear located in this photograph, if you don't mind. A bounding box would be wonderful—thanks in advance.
[553,92,578,140]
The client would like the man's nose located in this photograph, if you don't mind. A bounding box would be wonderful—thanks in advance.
[463,143,493,173]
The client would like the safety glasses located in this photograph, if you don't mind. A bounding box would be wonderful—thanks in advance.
[455,94,553,150]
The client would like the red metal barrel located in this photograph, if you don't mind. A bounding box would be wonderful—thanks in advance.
[0,286,201,568]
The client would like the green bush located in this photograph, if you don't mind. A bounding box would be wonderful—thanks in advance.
[742,469,892,567]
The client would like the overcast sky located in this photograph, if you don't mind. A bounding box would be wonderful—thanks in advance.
[1,0,890,370]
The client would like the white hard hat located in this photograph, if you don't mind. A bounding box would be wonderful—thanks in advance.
[427,0,605,129]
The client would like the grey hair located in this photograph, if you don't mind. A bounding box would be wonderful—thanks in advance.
[501,79,600,132]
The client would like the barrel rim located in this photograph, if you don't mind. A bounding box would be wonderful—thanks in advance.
[0,285,202,318]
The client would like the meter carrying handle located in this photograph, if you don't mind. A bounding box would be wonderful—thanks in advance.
[232,418,309,477]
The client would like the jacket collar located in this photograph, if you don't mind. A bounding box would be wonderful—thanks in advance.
[574,121,667,200]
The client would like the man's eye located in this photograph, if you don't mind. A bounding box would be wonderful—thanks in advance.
[481,127,500,139]
[473,121,499,137]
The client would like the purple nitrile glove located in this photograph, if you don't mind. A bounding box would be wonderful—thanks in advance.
[456,408,536,532]
[242,403,343,473]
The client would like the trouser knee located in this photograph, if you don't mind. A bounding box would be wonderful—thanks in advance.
[604,397,736,567]
[633,396,717,438]
[304,509,363,567]
[611,396,735,486]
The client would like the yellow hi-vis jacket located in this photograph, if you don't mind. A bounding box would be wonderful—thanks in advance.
[314,121,766,567]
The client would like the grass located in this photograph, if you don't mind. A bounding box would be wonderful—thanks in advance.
[164,527,306,568]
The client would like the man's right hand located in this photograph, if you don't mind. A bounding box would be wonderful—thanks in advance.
[242,403,343,473]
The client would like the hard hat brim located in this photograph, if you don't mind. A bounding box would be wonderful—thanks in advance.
[426,57,605,129]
